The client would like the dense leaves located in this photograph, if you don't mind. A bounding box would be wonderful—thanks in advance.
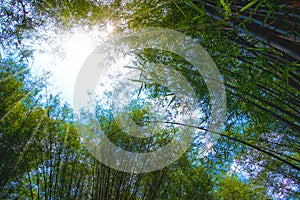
[0,0,299,199]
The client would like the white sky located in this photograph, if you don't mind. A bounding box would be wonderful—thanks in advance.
[30,23,114,105]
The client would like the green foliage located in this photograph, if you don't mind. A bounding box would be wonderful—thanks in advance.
[0,57,41,190]
[216,174,267,200]
[1,0,299,199]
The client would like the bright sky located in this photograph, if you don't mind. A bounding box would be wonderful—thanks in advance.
[30,22,115,105]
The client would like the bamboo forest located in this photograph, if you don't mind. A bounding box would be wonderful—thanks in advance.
[0,0,299,199]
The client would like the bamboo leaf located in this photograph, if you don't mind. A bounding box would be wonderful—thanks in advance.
[128,78,144,83]
[167,95,176,108]
[240,0,259,12]
[137,83,143,97]
[186,1,205,16]
[172,0,186,17]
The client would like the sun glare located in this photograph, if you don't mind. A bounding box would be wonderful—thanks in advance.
[31,25,108,104]
[105,21,114,33]
[31,19,118,105]
[65,31,95,64]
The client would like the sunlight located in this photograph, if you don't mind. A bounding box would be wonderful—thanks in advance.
[30,19,120,105]
[65,32,93,63]
[57,30,96,103]
[105,21,114,33]
[31,25,106,104]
